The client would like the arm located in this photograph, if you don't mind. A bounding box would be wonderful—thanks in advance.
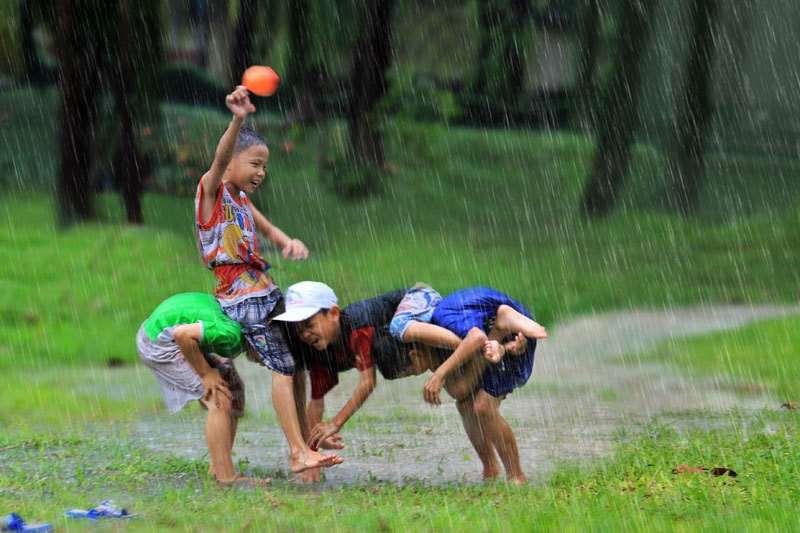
[308,366,376,448]
[172,323,232,405]
[250,204,309,260]
[402,322,463,350]
[198,86,252,224]
[423,327,487,405]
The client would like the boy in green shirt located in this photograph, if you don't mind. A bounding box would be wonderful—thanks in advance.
[136,292,274,485]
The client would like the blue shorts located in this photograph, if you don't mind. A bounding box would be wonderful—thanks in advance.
[222,289,298,375]
[389,283,442,340]
[431,287,536,398]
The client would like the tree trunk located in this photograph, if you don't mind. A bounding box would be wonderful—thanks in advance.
[19,0,43,83]
[111,1,144,224]
[571,0,602,130]
[286,0,324,126]
[666,0,720,215]
[348,0,394,168]
[57,0,102,222]
[229,0,256,88]
[207,0,232,85]
[579,0,656,218]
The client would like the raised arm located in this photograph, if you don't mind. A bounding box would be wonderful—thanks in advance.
[250,203,309,260]
[308,366,376,449]
[198,86,252,224]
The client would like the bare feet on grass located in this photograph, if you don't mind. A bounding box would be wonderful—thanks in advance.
[507,474,528,486]
[290,449,343,473]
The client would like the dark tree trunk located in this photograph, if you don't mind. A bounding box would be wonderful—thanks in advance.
[571,0,602,130]
[286,0,324,126]
[348,0,395,168]
[111,1,144,224]
[57,0,102,222]
[19,0,43,83]
[666,0,720,215]
[229,0,257,89]
[580,0,656,218]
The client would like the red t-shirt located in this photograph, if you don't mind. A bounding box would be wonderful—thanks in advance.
[309,327,375,399]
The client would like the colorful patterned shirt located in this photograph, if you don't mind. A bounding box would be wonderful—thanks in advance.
[195,181,276,306]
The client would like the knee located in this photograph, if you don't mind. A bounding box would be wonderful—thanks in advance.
[206,393,233,415]
[472,394,496,418]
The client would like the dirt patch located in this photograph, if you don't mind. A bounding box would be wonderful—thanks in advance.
[130,304,800,485]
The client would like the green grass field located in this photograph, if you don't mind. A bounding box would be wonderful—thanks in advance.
[1,86,799,530]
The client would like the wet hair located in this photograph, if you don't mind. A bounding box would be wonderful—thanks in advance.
[229,124,267,156]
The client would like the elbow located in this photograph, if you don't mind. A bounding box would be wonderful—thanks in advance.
[466,327,488,344]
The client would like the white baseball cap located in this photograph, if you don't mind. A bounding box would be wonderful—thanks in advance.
[272,281,338,322]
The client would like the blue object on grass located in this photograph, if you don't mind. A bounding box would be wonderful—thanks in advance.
[1,513,52,532]
[66,500,131,520]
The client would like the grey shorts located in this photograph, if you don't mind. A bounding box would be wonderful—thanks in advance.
[136,324,245,418]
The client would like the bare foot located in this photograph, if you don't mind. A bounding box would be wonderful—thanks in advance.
[503,333,528,356]
[495,305,547,339]
[483,340,504,363]
[290,468,322,483]
[507,474,528,485]
[482,468,502,481]
[290,449,343,473]
[217,475,272,487]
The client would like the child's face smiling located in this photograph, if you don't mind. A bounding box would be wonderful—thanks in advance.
[295,308,341,351]
[226,145,269,195]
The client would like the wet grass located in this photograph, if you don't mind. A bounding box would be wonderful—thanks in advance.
[625,314,800,399]
[2,87,800,530]
[1,410,798,531]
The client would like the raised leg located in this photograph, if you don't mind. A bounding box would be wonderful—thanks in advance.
[494,304,547,340]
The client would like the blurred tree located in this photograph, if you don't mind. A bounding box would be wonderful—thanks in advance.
[56,0,105,222]
[110,0,163,224]
[18,0,45,83]
[207,0,232,84]
[569,0,602,130]
[285,0,326,126]
[465,0,532,122]
[580,0,656,218]
[664,0,720,215]
[346,0,395,188]
[229,0,256,88]
[55,0,162,224]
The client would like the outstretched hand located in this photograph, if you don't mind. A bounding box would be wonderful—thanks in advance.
[226,85,255,118]
[282,238,309,260]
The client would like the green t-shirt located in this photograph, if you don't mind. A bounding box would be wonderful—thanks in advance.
[143,293,245,358]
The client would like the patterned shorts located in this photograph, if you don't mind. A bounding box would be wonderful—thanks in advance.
[136,325,246,418]
[389,282,443,340]
[222,290,297,375]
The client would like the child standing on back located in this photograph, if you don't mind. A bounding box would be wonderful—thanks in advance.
[196,85,341,473]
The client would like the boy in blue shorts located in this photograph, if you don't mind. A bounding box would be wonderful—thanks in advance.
[392,287,547,484]
[195,86,340,473]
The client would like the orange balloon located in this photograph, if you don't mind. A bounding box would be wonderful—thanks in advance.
[242,66,280,97]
